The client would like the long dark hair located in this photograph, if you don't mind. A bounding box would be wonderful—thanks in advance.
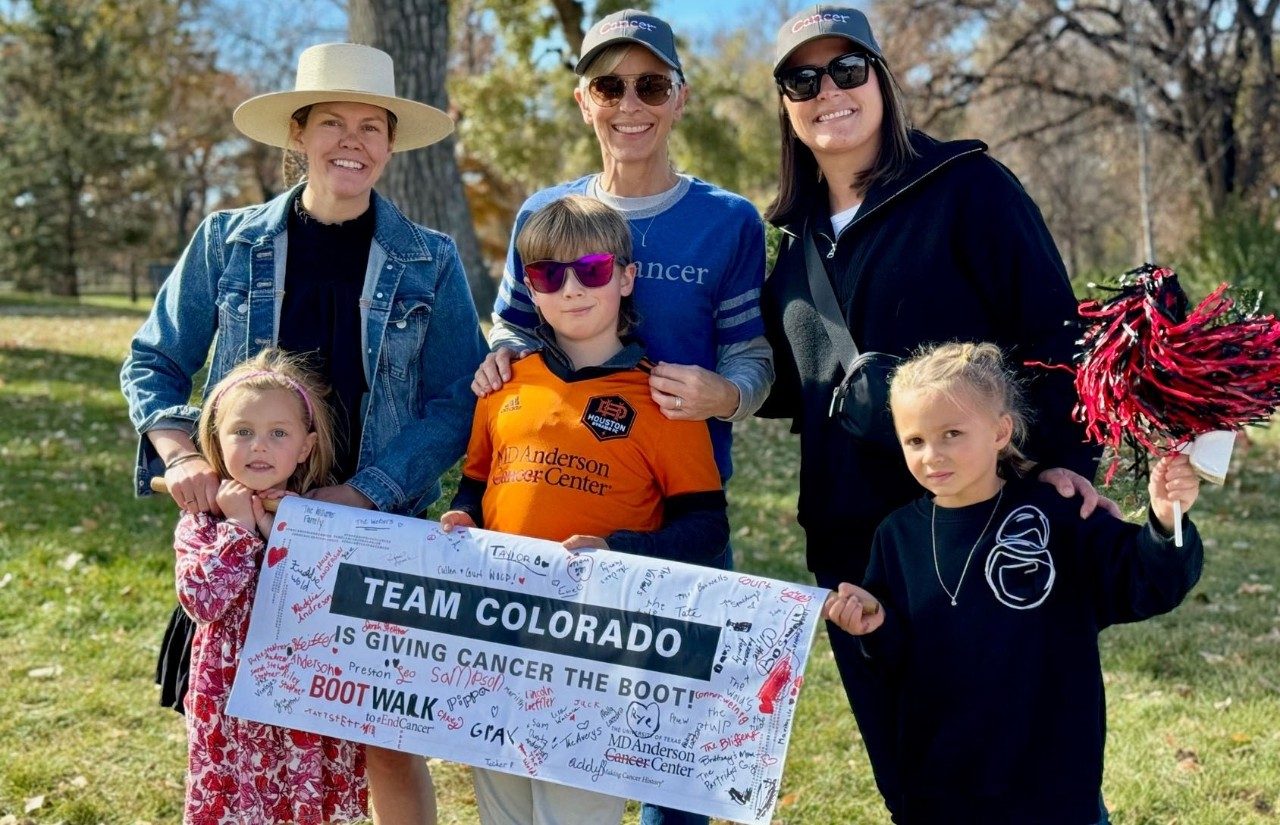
[763,57,917,227]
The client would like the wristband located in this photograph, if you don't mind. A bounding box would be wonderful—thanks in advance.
[165,452,207,471]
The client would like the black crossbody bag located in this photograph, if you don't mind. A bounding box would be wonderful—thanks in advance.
[803,224,901,451]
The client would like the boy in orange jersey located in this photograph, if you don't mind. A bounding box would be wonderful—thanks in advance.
[441,195,728,825]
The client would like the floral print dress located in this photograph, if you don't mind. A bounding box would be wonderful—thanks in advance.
[176,513,367,824]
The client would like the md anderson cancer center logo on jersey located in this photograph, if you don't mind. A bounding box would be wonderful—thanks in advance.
[582,395,636,442]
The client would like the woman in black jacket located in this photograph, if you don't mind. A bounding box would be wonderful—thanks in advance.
[759,5,1109,818]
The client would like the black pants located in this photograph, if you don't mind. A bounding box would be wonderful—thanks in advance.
[816,570,902,821]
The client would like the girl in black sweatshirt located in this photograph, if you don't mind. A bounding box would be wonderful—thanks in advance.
[825,342,1204,824]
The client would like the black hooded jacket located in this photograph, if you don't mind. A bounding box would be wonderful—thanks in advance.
[760,131,1100,582]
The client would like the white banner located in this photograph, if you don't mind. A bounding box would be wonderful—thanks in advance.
[227,498,826,824]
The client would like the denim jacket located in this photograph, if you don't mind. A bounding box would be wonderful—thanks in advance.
[121,184,487,515]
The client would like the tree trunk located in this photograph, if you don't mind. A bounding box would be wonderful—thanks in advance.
[549,0,586,58]
[57,165,81,298]
[175,185,194,258]
[349,0,497,311]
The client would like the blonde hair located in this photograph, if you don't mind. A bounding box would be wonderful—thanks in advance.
[516,195,640,335]
[196,349,336,493]
[577,43,684,86]
[889,342,1034,476]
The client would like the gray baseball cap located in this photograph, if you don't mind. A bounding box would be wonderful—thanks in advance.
[774,5,883,73]
[575,9,682,76]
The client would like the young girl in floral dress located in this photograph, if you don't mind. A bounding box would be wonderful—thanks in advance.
[175,349,366,824]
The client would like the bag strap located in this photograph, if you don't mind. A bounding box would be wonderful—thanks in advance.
[803,220,858,374]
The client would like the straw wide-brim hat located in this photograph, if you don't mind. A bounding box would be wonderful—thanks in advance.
[232,43,454,152]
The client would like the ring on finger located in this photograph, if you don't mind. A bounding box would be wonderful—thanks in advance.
[675,396,683,410]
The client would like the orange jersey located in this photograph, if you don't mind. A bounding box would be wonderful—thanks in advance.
[462,353,721,541]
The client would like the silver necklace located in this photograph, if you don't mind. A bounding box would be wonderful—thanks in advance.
[634,213,659,247]
[931,486,1003,606]
[591,174,673,248]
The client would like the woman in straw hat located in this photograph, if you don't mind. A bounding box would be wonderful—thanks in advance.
[122,42,487,824]
[758,5,1114,820]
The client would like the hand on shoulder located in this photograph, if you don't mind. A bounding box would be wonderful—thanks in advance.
[1037,467,1122,519]
[472,347,530,397]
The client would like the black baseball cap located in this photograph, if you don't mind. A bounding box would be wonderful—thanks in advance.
[774,5,883,73]
[575,9,683,76]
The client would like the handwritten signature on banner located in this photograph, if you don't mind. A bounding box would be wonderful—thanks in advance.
[226,498,827,825]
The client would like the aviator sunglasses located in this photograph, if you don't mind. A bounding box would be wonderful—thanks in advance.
[524,253,618,293]
[587,73,676,107]
[775,52,872,102]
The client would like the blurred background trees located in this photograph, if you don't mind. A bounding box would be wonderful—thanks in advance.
[1,0,1277,308]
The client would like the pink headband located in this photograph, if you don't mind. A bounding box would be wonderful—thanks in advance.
[211,370,315,428]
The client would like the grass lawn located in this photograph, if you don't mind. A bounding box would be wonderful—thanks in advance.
[1,292,1277,824]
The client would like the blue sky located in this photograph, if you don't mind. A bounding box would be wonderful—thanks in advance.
[288,1,853,39]
[224,1,868,86]
[657,0,786,29]
[657,1,866,41]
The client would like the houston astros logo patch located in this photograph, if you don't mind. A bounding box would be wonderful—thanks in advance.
[582,395,636,441]
[984,505,1056,610]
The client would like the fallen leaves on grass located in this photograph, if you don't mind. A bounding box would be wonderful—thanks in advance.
[1238,582,1275,595]
[22,796,43,814]
[1199,648,1247,666]
[1175,748,1201,772]
[27,665,62,679]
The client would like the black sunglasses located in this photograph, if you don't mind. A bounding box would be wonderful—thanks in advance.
[587,73,676,107]
[775,52,872,102]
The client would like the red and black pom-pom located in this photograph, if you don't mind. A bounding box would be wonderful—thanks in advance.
[1073,264,1280,482]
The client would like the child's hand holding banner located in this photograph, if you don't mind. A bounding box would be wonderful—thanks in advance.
[227,498,826,825]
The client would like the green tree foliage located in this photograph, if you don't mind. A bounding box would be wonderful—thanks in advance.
[448,0,785,263]
[671,27,780,206]
[0,0,243,296]
[0,1,175,295]
[151,47,246,258]
[449,0,619,196]
[1178,200,1280,314]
